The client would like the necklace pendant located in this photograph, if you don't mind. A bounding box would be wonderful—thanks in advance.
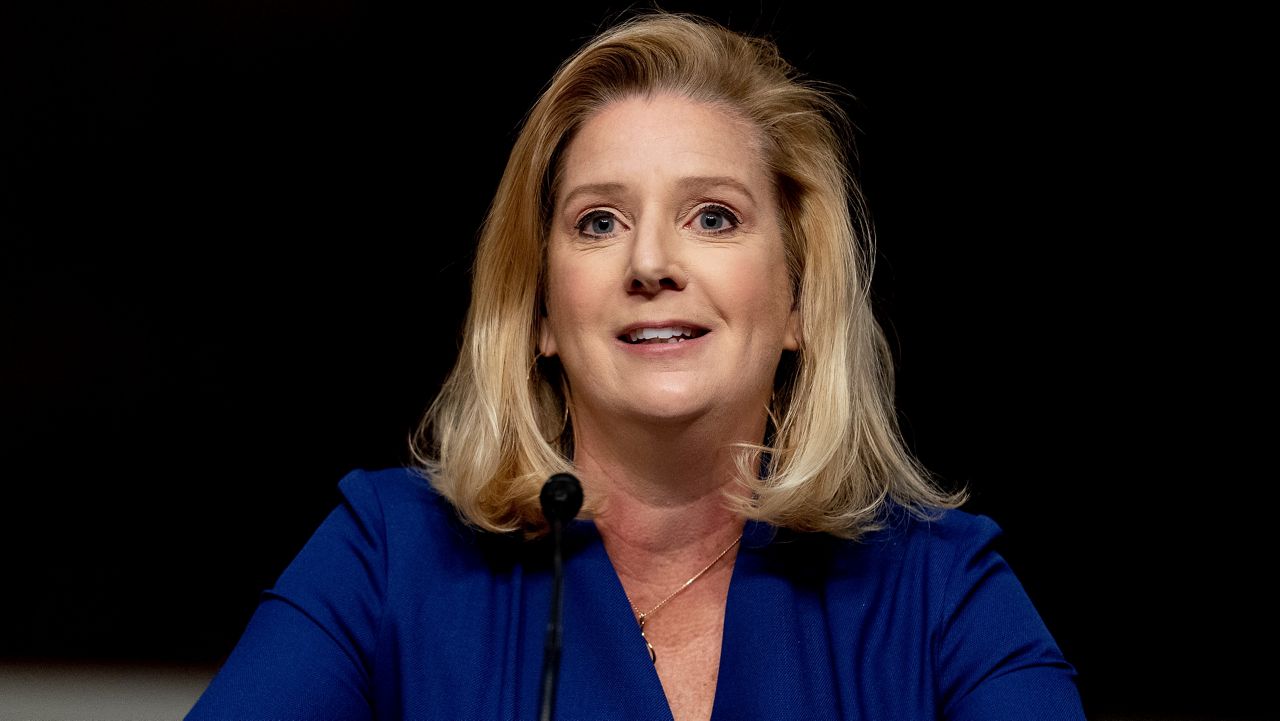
[626,532,741,667]
[636,613,657,663]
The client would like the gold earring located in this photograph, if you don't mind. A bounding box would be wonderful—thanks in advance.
[557,378,575,441]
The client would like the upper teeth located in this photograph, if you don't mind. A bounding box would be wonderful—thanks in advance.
[628,326,697,342]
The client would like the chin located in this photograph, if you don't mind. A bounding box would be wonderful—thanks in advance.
[617,397,710,426]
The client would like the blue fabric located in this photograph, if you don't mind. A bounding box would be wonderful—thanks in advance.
[186,467,1085,720]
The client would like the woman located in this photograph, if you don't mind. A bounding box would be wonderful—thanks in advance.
[187,11,1084,721]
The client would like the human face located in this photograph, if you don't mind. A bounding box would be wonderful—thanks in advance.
[540,93,801,430]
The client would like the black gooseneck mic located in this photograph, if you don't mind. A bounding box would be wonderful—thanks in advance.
[537,472,584,721]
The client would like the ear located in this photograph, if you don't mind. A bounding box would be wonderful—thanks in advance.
[783,306,802,351]
[538,318,559,358]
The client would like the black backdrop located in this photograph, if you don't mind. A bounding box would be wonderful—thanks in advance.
[2,2,1262,719]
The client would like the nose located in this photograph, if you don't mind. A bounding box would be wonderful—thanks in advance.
[626,220,686,295]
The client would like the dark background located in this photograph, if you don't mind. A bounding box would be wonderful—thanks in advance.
[1,2,1261,719]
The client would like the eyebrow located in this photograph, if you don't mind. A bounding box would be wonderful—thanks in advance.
[560,175,757,210]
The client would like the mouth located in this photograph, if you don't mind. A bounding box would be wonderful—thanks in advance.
[617,324,711,345]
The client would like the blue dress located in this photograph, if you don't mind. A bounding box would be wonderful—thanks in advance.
[186,467,1085,720]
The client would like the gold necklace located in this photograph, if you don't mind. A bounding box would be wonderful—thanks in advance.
[627,533,743,664]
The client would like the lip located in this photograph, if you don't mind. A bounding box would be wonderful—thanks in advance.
[614,319,712,355]
[616,319,711,336]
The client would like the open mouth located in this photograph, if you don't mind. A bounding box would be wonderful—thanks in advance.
[618,326,711,345]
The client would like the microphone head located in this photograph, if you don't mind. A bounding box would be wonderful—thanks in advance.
[540,473,584,524]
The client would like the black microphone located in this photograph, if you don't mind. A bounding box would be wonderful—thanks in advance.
[538,473,584,721]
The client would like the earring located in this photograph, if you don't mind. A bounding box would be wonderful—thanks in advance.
[553,376,577,447]
[532,353,573,446]
[540,392,572,445]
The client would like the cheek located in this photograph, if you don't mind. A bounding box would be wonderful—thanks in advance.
[717,248,794,334]
[545,252,611,345]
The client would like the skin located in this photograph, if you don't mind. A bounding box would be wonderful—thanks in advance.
[539,92,801,721]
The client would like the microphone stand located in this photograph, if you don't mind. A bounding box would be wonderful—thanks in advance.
[538,473,583,721]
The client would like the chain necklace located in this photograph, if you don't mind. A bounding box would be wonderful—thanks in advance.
[627,533,743,664]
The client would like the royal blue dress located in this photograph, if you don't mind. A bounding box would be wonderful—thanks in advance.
[185,467,1085,720]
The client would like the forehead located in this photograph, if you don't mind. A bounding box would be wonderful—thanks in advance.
[555,93,771,205]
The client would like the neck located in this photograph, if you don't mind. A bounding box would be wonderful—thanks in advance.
[570,404,763,585]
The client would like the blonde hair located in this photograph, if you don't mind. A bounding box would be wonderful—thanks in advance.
[410,10,965,540]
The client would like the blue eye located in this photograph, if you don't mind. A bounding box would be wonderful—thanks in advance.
[577,211,618,238]
[696,206,740,234]
[699,211,727,230]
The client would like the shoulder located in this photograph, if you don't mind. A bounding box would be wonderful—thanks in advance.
[876,502,1001,543]
[752,505,1006,602]
[330,466,510,569]
[870,508,1083,713]
[806,504,1009,613]
[897,505,1003,567]
[323,466,486,557]
[837,503,1003,569]
[334,465,435,505]
[850,504,1042,638]
[333,466,461,525]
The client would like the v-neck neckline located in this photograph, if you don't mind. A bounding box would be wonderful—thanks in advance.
[558,517,779,721]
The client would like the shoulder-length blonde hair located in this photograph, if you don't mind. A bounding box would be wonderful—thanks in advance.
[410,10,965,540]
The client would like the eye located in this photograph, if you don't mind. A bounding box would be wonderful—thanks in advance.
[576,210,621,239]
[693,205,741,234]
